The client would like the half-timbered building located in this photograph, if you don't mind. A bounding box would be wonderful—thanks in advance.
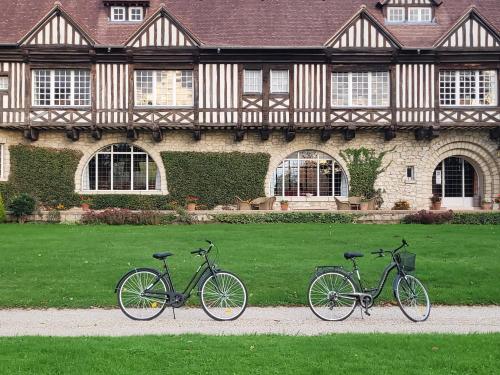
[0,0,499,210]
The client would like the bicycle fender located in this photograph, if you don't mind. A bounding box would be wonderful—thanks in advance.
[310,266,345,283]
[196,267,220,295]
[392,275,403,298]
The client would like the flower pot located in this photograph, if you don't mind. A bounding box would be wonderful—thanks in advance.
[431,201,442,210]
[81,203,90,211]
[280,203,289,211]
[360,202,369,211]
[482,203,493,210]
[187,203,196,212]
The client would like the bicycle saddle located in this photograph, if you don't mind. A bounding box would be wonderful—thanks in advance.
[344,252,364,260]
[152,252,174,260]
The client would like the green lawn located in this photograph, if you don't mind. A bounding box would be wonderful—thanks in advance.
[1,334,498,374]
[0,223,498,307]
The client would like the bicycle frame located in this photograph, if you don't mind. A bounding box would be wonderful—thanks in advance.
[144,253,219,305]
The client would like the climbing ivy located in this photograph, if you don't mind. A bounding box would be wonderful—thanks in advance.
[340,147,392,198]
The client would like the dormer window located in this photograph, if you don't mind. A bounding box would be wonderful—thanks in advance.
[111,6,126,22]
[408,7,432,23]
[387,7,405,23]
[129,7,143,22]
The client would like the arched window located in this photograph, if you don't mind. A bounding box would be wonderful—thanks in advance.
[82,144,160,191]
[272,150,348,197]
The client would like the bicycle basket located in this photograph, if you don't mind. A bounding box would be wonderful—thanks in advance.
[397,252,416,272]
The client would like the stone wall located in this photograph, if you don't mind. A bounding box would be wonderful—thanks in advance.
[0,128,498,210]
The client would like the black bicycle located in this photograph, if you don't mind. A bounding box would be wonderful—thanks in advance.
[115,240,248,321]
[308,239,430,322]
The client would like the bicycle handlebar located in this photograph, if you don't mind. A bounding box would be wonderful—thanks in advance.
[371,239,408,257]
[190,240,214,256]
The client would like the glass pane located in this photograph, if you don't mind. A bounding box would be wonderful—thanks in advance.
[300,150,319,159]
[432,163,442,197]
[244,70,262,93]
[135,71,154,105]
[463,160,475,197]
[351,72,369,106]
[439,71,456,106]
[299,160,318,196]
[318,160,333,196]
[283,160,298,196]
[97,154,111,190]
[273,163,284,196]
[113,154,131,190]
[371,72,389,106]
[87,157,96,190]
[74,70,90,106]
[148,159,159,191]
[478,70,497,105]
[157,71,174,106]
[0,76,8,90]
[133,154,147,190]
[113,144,132,152]
[176,71,193,106]
[271,70,289,93]
[444,157,463,198]
[53,69,72,106]
[33,70,51,106]
[332,73,349,106]
[459,71,475,106]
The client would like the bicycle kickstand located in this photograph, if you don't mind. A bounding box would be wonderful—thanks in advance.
[172,307,176,320]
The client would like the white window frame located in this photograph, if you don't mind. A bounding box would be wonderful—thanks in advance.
[111,6,126,22]
[408,7,432,23]
[134,70,194,108]
[32,69,91,108]
[0,76,8,92]
[128,7,144,22]
[331,72,390,108]
[387,7,405,23]
[82,145,161,193]
[439,70,498,107]
[243,70,263,94]
[406,166,416,182]
[270,70,289,94]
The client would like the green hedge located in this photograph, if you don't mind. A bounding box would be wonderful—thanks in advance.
[213,212,356,224]
[5,145,82,208]
[451,212,500,225]
[162,151,270,209]
[86,195,172,210]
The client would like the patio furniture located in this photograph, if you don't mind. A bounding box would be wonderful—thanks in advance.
[335,197,350,210]
[348,196,362,210]
[235,196,252,210]
[250,197,276,210]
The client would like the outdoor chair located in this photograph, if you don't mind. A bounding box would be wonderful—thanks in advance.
[235,196,252,210]
[250,197,276,210]
[348,196,362,210]
[335,197,350,210]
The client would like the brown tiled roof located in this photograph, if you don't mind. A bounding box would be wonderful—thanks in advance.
[0,0,499,48]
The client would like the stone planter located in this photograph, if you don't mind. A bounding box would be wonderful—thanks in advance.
[360,201,370,211]
[187,203,197,212]
[482,202,493,210]
[280,202,289,211]
[81,203,90,211]
[431,201,442,210]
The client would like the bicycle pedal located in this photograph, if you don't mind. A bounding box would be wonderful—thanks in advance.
[364,310,371,316]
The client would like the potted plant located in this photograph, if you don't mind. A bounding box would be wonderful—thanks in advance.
[482,197,493,211]
[430,195,442,210]
[360,197,370,211]
[9,193,36,224]
[495,194,500,210]
[186,195,199,212]
[280,200,289,211]
[80,195,92,211]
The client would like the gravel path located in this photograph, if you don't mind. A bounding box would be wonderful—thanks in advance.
[0,306,499,337]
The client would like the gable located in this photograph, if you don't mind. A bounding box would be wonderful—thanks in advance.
[126,8,200,48]
[325,9,400,48]
[20,6,93,46]
[435,9,500,48]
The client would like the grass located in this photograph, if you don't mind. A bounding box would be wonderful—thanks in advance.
[0,334,499,374]
[0,223,498,307]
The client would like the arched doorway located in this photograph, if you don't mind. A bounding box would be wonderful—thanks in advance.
[432,156,481,209]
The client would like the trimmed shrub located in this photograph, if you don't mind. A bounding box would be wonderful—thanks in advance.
[9,193,36,223]
[213,212,356,224]
[0,192,6,223]
[402,210,454,224]
[86,195,172,210]
[7,145,82,208]
[392,200,411,210]
[162,151,270,209]
[451,212,500,225]
[81,209,175,225]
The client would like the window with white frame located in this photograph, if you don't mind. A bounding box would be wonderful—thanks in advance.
[111,6,126,21]
[272,150,349,197]
[82,144,161,192]
[129,7,144,22]
[387,7,405,23]
[408,7,432,23]
[135,70,193,107]
[332,72,389,107]
[270,70,289,93]
[243,70,262,94]
[0,76,8,91]
[439,70,497,106]
[406,166,416,182]
[33,69,90,107]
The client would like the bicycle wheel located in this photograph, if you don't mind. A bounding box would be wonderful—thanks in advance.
[308,271,357,321]
[117,268,171,321]
[200,271,248,321]
[395,274,431,322]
